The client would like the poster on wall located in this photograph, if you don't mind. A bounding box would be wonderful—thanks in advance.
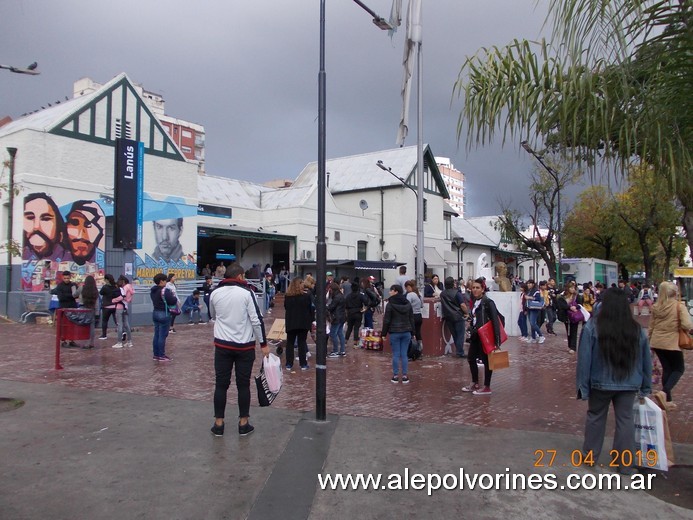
[21,192,106,290]
[133,195,198,282]
[113,138,144,249]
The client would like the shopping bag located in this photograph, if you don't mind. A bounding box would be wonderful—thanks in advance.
[49,295,60,311]
[255,365,279,407]
[633,396,670,471]
[263,353,283,394]
[578,305,591,322]
[649,391,676,468]
[478,319,508,355]
[488,349,509,370]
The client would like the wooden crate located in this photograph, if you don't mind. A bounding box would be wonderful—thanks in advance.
[266,318,286,341]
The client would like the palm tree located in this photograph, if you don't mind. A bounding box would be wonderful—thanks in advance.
[453,0,692,260]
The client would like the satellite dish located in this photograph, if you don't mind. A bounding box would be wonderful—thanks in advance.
[359,200,368,210]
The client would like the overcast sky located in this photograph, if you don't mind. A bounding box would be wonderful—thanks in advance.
[1,0,589,217]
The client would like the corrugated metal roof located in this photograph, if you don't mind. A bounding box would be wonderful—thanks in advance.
[198,175,314,211]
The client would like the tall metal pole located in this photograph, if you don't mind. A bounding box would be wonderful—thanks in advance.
[415,39,424,291]
[5,147,17,317]
[315,0,327,421]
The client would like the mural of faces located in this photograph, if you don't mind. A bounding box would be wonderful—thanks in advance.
[23,193,65,260]
[65,200,105,265]
[153,218,183,262]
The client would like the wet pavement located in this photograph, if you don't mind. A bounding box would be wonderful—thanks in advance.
[1,297,690,445]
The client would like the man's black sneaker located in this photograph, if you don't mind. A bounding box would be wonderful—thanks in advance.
[238,422,255,436]
[121,332,127,342]
[210,423,224,436]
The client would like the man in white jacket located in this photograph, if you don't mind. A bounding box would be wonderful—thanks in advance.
[209,263,269,436]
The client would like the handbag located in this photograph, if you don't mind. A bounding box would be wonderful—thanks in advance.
[677,305,693,350]
[478,317,508,355]
[527,299,544,310]
[263,353,283,393]
[255,365,280,407]
[568,307,584,324]
[162,288,181,315]
[488,349,510,370]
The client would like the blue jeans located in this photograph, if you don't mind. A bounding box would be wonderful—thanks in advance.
[390,331,411,376]
[186,308,201,323]
[517,311,528,337]
[528,310,543,339]
[363,308,374,329]
[152,310,170,357]
[448,319,466,356]
[329,320,346,354]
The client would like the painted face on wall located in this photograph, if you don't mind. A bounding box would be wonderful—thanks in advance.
[23,195,63,258]
[65,201,105,265]
[153,219,183,260]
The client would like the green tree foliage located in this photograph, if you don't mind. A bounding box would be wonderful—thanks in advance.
[453,0,693,260]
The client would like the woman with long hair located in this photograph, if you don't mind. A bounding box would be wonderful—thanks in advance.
[327,282,347,358]
[557,282,582,353]
[404,279,424,355]
[284,277,314,371]
[79,275,99,349]
[649,281,693,407]
[577,288,651,475]
[381,284,415,383]
[462,278,502,395]
[345,281,368,347]
[99,273,122,341]
[517,283,530,342]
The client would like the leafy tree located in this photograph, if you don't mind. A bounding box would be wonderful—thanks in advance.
[495,158,580,279]
[453,0,693,260]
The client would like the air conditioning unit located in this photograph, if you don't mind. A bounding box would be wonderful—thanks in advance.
[381,251,396,261]
[561,263,577,274]
[301,250,314,260]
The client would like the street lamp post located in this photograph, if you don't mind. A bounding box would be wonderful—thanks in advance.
[316,0,391,422]
[452,237,464,280]
[521,141,562,282]
[376,159,423,286]
[5,148,17,317]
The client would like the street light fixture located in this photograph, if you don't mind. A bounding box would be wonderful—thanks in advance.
[521,141,562,283]
[376,159,423,286]
[316,0,390,422]
[0,62,40,75]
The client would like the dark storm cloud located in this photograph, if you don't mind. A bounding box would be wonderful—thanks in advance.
[1,0,556,216]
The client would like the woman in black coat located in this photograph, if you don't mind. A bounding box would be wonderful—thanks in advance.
[284,277,314,371]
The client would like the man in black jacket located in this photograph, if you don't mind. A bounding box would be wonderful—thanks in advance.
[51,271,77,309]
[440,277,469,358]
[381,284,415,383]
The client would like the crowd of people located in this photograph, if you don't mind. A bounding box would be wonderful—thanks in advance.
[48,260,691,462]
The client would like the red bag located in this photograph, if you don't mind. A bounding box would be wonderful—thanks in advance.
[478,318,508,355]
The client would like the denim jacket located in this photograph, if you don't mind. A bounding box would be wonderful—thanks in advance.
[576,319,651,399]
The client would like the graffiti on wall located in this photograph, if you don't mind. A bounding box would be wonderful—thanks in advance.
[22,193,106,290]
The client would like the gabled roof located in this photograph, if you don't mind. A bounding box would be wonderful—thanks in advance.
[292,145,450,199]
[0,73,185,162]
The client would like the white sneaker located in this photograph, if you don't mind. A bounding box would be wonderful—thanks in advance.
[519,336,530,343]
[112,342,123,349]
[125,341,133,348]
[537,336,546,344]
[528,338,537,344]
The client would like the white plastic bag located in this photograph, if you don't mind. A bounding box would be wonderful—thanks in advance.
[578,304,591,322]
[633,397,668,471]
[263,353,283,394]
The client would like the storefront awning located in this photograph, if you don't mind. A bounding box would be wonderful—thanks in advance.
[424,247,446,268]
[293,259,404,270]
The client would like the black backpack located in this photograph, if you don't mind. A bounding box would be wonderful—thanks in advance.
[366,288,380,308]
